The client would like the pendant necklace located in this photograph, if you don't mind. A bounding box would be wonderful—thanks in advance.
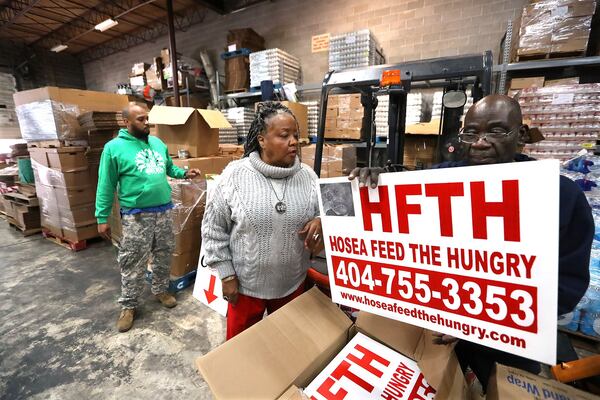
[266,177,289,214]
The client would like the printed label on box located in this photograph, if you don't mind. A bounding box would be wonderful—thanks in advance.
[552,93,574,105]
[228,44,237,52]
[304,333,435,399]
[317,161,560,364]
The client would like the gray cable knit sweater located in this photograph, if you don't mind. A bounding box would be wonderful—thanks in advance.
[201,151,320,299]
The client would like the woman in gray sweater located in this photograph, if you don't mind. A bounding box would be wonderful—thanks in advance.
[201,102,323,339]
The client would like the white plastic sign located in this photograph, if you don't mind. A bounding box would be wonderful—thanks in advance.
[192,245,228,317]
[192,175,228,317]
[304,333,435,399]
[317,161,560,364]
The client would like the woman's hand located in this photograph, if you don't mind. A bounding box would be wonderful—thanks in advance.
[432,331,458,345]
[299,218,324,255]
[222,276,239,304]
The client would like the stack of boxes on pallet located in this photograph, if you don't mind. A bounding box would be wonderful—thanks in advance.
[324,94,363,140]
[13,87,129,245]
[328,29,385,70]
[0,72,19,137]
[223,29,265,93]
[520,83,600,161]
[512,0,597,61]
[249,49,302,89]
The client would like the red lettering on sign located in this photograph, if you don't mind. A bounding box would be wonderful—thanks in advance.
[360,186,392,232]
[331,360,374,393]
[395,184,422,234]
[470,180,521,242]
[346,343,390,378]
[425,182,464,237]
[314,377,347,400]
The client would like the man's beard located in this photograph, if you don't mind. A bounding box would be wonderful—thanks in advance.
[131,127,149,139]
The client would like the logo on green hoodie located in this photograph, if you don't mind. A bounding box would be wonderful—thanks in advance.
[135,149,165,175]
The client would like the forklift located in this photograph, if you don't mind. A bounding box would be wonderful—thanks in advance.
[313,51,494,175]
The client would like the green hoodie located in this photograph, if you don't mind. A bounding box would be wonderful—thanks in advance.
[95,128,186,224]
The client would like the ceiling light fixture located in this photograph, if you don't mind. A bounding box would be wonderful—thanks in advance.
[50,44,68,53]
[95,18,119,32]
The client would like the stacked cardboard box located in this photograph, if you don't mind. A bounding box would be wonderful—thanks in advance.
[218,144,244,160]
[301,144,357,178]
[129,62,149,88]
[172,155,235,178]
[29,147,98,242]
[519,83,600,161]
[325,94,363,140]
[512,0,596,60]
[148,106,232,158]
[226,28,265,52]
[1,186,40,234]
[13,87,128,142]
[403,134,438,170]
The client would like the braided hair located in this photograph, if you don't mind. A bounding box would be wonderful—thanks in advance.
[243,101,300,157]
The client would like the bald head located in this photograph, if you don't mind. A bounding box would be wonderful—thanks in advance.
[461,94,529,165]
[123,103,150,139]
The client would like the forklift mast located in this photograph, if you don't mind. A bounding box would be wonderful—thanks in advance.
[313,51,493,176]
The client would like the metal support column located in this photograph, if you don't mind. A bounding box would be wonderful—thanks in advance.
[166,0,180,106]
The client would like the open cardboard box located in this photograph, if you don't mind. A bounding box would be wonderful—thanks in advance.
[148,106,232,158]
[196,287,467,399]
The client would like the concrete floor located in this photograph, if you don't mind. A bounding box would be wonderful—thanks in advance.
[0,222,225,399]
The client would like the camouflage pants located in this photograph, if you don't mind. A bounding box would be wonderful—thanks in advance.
[117,210,174,309]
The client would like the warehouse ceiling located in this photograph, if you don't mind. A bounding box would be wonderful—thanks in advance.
[0,0,270,62]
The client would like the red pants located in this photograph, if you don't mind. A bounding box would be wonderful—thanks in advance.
[226,284,305,340]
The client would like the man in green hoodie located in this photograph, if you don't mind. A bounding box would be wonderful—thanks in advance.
[95,104,200,332]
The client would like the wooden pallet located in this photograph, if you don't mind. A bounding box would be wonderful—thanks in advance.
[42,229,88,251]
[6,217,41,237]
[2,192,39,206]
[27,139,88,149]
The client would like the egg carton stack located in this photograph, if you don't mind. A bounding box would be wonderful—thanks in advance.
[519,84,600,161]
[431,91,444,120]
[224,107,255,144]
[375,94,389,141]
[218,126,239,144]
[249,49,302,89]
[406,93,425,125]
[0,72,18,129]
[301,100,319,141]
[329,29,385,71]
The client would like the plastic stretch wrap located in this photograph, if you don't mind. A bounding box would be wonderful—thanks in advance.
[169,178,207,236]
[16,100,80,141]
[520,84,600,160]
[515,0,595,57]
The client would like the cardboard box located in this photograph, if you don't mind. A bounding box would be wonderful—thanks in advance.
[148,106,231,157]
[544,77,580,86]
[509,77,545,90]
[325,128,361,140]
[43,202,96,228]
[129,75,146,87]
[172,156,234,176]
[170,247,201,277]
[551,37,589,53]
[403,134,437,169]
[328,144,357,177]
[34,168,91,189]
[196,288,467,399]
[174,227,201,255]
[29,147,88,172]
[487,364,598,400]
[131,62,150,76]
[36,184,95,208]
[13,87,128,141]
[165,95,209,109]
[41,220,98,242]
[218,144,244,159]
